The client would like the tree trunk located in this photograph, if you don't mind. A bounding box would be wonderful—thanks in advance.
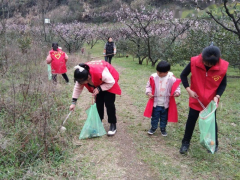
[151,60,158,67]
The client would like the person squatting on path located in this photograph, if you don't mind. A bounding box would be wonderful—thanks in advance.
[103,37,116,64]
[144,61,181,136]
[179,44,228,154]
[69,60,121,136]
[46,43,69,84]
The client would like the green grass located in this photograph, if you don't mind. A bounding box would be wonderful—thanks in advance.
[85,42,240,179]
[181,9,197,18]
[3,40,237,179]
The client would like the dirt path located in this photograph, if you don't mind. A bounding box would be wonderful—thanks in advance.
[70,86,158,180]
[58,55,194,179]
[114,82,192,180]
[63,56,158,179]
[113,93,159,179]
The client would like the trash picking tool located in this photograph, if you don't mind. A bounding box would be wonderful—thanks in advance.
[197,98,206,109]
[91,53,114,59]
[145,95,174,98]
[57,111,72,134]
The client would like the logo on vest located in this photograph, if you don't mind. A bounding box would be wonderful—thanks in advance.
[212,75,221,81]
[51,51,63,60]
[54,53,62,59]
[88,60,103,65]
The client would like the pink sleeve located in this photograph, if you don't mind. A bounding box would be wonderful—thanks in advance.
[65,53,68,62]
[100,67,115,91]
[72,81,84,99]
[146,79,152,95]
[174,84,181,95]
[46,54,52,64]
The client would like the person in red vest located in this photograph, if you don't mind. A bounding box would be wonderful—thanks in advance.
[46,43,69,84]
[179,44,228,154]
[144,61,181,136]
[69,60,121,136]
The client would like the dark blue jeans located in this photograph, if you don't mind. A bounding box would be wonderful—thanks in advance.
[151,106,168,130]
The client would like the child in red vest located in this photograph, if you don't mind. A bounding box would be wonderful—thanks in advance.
[69,60,121,136]
[144,61,181,136]
[179,45,228,154]
[46,43,69,84]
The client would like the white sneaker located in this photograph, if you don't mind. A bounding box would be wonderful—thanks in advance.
[108,129,117,136]
[107,123,117,136]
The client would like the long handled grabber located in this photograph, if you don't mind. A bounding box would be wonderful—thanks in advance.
[57,111,72,134]
[197,98,206,109]
[91,53,114,59]
[145,95,174,98]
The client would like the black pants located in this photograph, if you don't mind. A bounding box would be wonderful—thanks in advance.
[182,108,218,145]
[105,56,113,64]
[52,73,69,84]
[96,91,116,123]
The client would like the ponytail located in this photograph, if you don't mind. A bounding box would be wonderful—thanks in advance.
[52,42,58,51]
[74,63,90,83]
[202,46,221,66]
[79,63,90,71]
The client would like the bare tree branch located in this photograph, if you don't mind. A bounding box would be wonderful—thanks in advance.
[206,11,238,35]
[206,0,240,40]
[223,0,240,34]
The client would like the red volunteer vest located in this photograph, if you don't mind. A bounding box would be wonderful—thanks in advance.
[50,49,67,74]
[143,75,181,123]
[190,54,228,111]
[84,60,121,95]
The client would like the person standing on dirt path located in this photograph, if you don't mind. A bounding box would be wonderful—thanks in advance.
[69,60,121,136]
[46,43,69,84]
[144,61,181,137]
[179,44,228,154]
[103,37,116,64]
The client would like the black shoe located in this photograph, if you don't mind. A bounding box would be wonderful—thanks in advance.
[180,141,190,154]
[108,123,117,136]
[160,128,167,136]
[148,128,156,135]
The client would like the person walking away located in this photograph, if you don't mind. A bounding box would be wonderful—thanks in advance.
[46,43,69,84]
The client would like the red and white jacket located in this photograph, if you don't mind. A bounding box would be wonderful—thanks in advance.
[189,54,228,111]
[72,60,121,98]
[46,49,68,74]
[144,72,181,123]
